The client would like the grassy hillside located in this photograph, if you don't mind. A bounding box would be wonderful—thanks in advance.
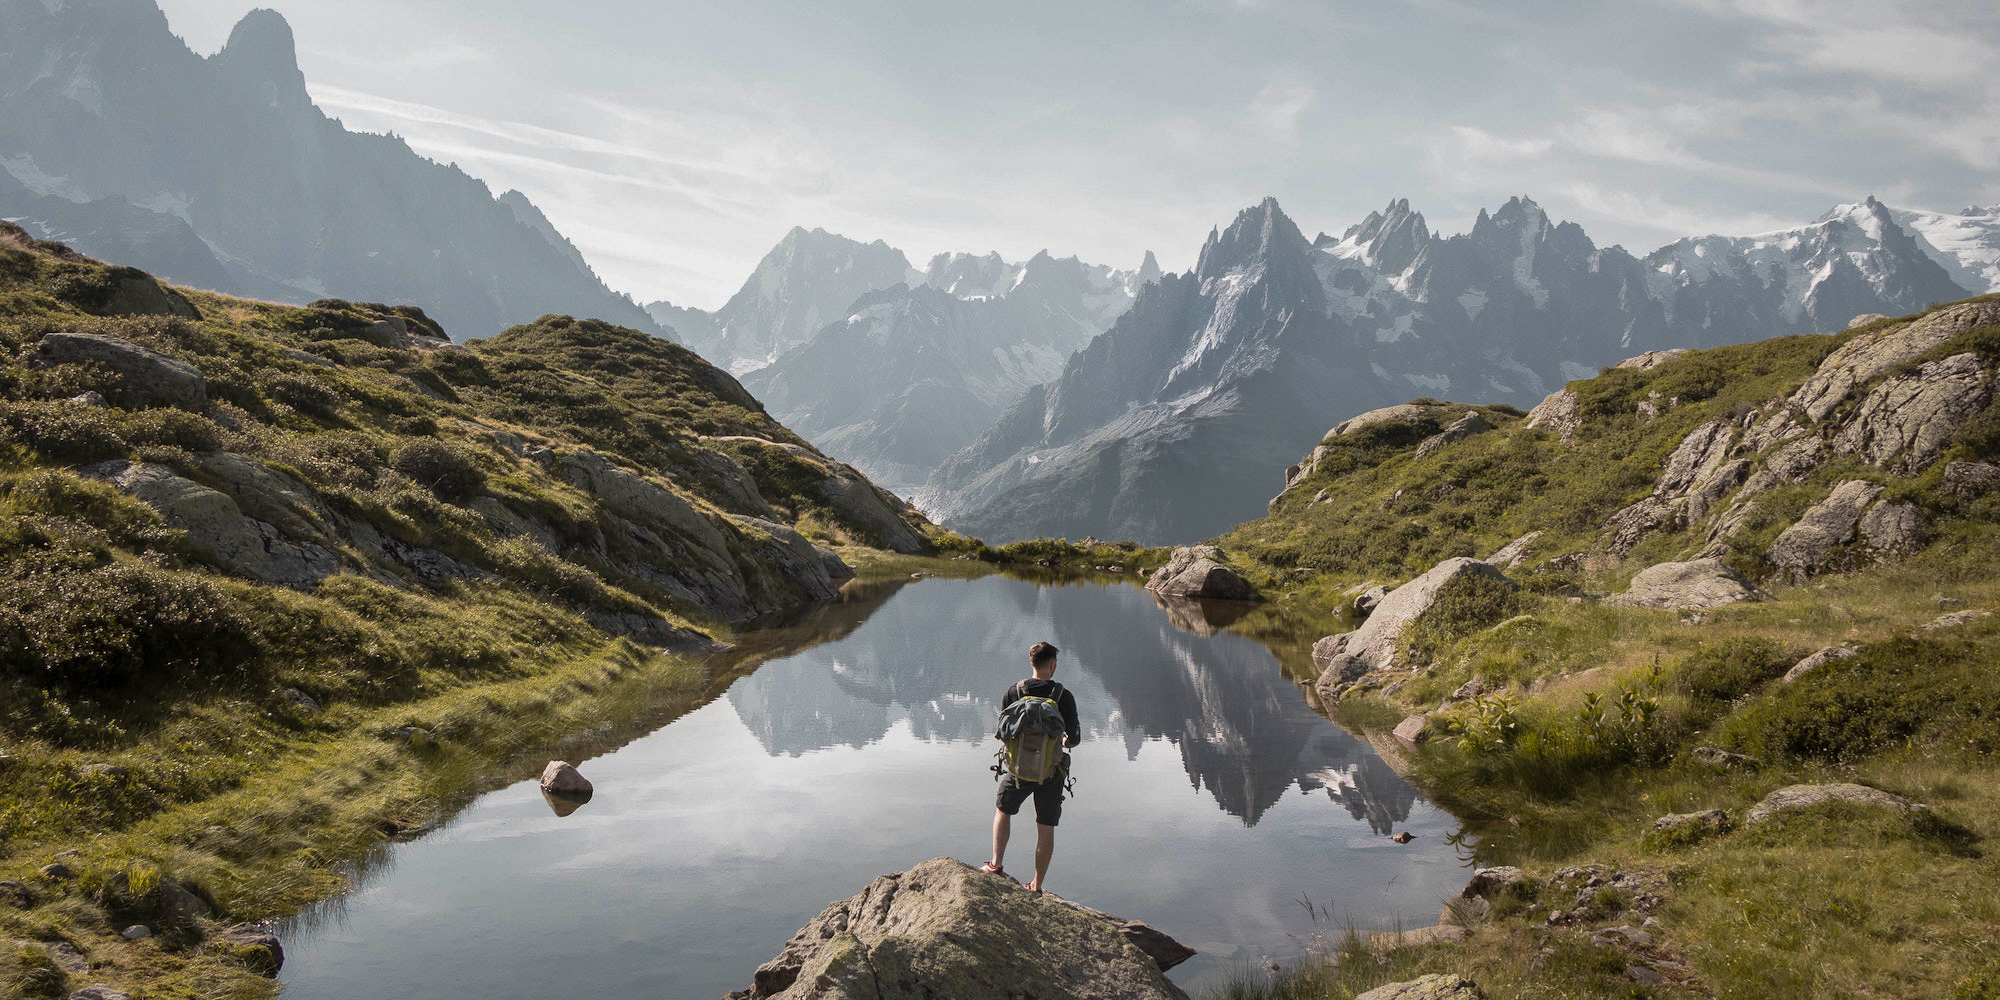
[0,221,941,998]
[1207,299,2000,999]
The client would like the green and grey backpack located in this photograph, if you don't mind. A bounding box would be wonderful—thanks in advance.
[993,682,1067,785]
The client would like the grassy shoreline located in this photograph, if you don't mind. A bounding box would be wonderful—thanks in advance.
[1,633,729,999]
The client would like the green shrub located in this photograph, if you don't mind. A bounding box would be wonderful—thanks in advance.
[0,562,254,692]
[390,439,485,502]
[1676,637,1793,704]
[115,407,224,452]
[1720,635,2000,763]
[1,400,128,462]
[259,370,341,419]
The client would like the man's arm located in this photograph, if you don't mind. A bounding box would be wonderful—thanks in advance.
[1059,689,1081,748]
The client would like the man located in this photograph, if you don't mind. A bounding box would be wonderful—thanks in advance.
[981,640,1080,893]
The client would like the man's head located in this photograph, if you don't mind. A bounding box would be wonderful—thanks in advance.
[1029,640,1059,677]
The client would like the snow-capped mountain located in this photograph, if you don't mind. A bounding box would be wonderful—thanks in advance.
[919,195,1976,545]
[917,199,1394,543]
[0,1,664,340]
[1893,203,2000,296]
[1646,197,1968,341]
[647,227,921,375]
[647,233,1159,379]
[739,249,1159,494]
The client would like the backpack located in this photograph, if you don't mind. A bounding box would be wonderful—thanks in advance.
[993,683,1067,785]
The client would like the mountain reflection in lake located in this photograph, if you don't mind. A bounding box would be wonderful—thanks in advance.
[278,577,1468,1000]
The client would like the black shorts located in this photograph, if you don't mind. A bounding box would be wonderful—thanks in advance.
[995,764,1066,827]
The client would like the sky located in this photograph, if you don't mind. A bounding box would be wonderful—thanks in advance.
[149,0,2000,311]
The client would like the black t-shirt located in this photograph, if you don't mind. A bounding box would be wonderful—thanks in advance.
[1002,678,1080,748]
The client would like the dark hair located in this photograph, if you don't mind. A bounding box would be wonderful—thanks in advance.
[1029,641,1059,667]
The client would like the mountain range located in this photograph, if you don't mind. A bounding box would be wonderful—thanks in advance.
[0,0,665,340]
[915,195,1995,544]
[716,236,1158,492]
[10,1,1999,548]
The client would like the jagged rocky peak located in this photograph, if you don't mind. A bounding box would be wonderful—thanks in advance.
[1472,195,1554,243]
[1136,249,1163,285]
[210,7,310,109]
[1332,197,1432,274]
[922,250,1014,297]
[1196,196,1312,281]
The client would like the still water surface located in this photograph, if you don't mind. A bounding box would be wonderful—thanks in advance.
[278,576,1470,998]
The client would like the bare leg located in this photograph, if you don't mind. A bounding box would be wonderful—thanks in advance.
[987,809,1012,872]
[1026,824,1056,892]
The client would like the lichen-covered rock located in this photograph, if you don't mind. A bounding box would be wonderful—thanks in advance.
[1859,500,1929,558]
[1392,714,1431,747]
[1147,546,1256,601]
[1413,411,1492,460]
[1604,421,1747,553]
[1607,559,1769,611]
[1783,645,1858,683]
[1331,403,1441,438]
[1524,388,1582,442]
[27,331,206,408]
[1353,973,1486,1000]
[1615,349,1692,371]
[1767,480,1884,582]
[1320,558,1514,671]
[1485,532,1542,569]
[1649,809,1732,845]
[214,923,285,976]
[1792,299,2000,423]
[731,858,1192,1000]
[1354,583,1392,615]
[86,460,339,587]
[1944,461,2000,499]
[66,986,135,1000]
[818,475,926,554]
[1918,610,1994,633]
[1744,783,1924,827]
[1311,650,1372,701]
[1830,352,1992,474]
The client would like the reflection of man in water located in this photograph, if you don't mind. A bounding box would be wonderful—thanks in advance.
[982,640,1080,893]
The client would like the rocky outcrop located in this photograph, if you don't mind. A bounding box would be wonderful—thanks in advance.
[1314,558,1514,680]
[1524,388,1582,443]
[86,460,339,588]
[1485,532,1542,568]
[728,858,1192,1000]
[1354,974,1486,1000]
[1413,411,1493,460]
[1790,300,2000,423]
[213,923,285,976]
[1315,561,1522,704]
[1649,809,1731,845]
[1944,461,2000,498]
[817,475,926,554]
[1604,420,1746,555]
[27,332,207,409]
[1783,645,1858,683]
[1744,783,1925,826]
[1829,353,1991,474]
[1606,559,1768,611]
[1767,480,1884,582]
[1146,546,1257,601]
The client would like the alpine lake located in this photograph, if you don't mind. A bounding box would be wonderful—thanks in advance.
[275,574,1474,998]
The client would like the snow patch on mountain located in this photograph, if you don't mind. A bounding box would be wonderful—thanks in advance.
[1895,204,2000,293]
[1,155,88,202]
